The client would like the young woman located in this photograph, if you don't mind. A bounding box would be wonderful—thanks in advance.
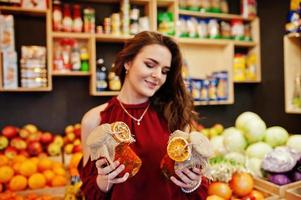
[78,31,208,200]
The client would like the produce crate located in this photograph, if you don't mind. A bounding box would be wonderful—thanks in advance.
[254,185,279,200]
[285,186,301,200]
[254,177,301,198]
[16,186,66,199]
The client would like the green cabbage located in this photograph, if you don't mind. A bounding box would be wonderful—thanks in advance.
[264,126,289,147]
[245,142,273,159]
[223,127,247,153]
[245,157,263,177]
[224,152,246,165]
[210,135,226,156]
[235,111,266,144]
[286,135,301,152]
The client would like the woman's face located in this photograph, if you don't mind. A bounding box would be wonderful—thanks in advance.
[125,44,172,99]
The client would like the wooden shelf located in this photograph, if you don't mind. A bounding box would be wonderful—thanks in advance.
[284,35,301,114]
[176,37,256,47]
[0,87,52,92]
[91,91,119,96]
[52,32,92,39]
[0,6,47,16]
[157,0,175,7]
[194,100,234,106]
[95,34,133,42]
[52,71,91,76]
[234,80,261,83]
[179,9,255,21]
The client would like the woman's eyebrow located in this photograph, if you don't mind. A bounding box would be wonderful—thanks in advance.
[146,58,170,68]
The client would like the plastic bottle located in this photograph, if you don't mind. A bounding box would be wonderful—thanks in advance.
[80,48,89,72]
[96,58,108,91]
[71,40,81,71]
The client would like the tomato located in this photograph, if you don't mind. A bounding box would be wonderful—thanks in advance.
[247,190,265,200]
[208,182,232,200]
[229,172,254,197]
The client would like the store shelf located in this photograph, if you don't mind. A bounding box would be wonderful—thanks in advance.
[0,6,47,16]
[0,87,52,92]
[90,91,120,96]
[179,9,255,21]
[95,34,133,42]
[157,0,175,7]
[176,37,256,47]
[52,71,91,76]
[52,32,93,39]
[194,100,234,106]
[234,80,261,83]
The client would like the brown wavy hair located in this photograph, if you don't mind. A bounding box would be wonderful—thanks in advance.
[114,31,197,132]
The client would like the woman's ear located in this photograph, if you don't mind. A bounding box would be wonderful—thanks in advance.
[124,61,132,71]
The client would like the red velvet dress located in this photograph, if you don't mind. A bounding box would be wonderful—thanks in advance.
[78,97,208,200]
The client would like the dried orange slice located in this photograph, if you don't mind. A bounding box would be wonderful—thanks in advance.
[167,137,191,162]
[111,121,133,143]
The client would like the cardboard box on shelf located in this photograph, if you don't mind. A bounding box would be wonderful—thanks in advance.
[2,50,18,89]
[0,15,15,52]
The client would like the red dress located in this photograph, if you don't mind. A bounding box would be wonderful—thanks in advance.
[78,97,208,200]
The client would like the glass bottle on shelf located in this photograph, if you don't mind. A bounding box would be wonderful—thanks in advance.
[108,64,121,91]
[71,40,81,71]
[63,4,73,32]
[61,39,72,71]
[96,58,108,91]
[72,4,83,32]
[80,47,89,72]
[52,0,63,31]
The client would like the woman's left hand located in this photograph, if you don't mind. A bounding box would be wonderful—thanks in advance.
[170,167,202,190]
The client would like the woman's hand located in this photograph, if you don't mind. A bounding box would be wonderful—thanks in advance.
[95,158,129,192]
[170,167,202,191]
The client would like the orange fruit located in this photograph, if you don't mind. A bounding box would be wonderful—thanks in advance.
[167,137,191,162]
[28,173,46,189]
[69,152,83,169]
[12,162,21,174]
[206,195,225,200]
[0,182,3,192]
[0,166,14,183]
[51,175,68,187]
[9,175,27,191]
[37,158,53,172]
[43,170,55,185]
[208,182,232,200]
[52,161,64,170]
[230,172,254,197]
[111,121,132,142]
[53,167,66,176]
[0,155,9,167]
[19,160,37,177]
[248,189,265,200]
[12,155,27,164]
[29,157,39,165]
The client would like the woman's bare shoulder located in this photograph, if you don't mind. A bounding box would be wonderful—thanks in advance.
[81,103,108,128]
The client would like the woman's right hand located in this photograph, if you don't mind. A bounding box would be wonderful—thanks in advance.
[95,158,129,192]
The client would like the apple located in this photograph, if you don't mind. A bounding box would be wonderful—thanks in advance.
[19,128,30,139]
[26,131,42,143]
[73,124,81,138]
[19,150,29,157]
[65,125,74,134]
[5,146,18,159]
[72,144,82,153]
[10,137,27,150]
[0,136,9,150]
[40,132,54,144]
[73,139,81,146]
[66,132,76,143]
[48,143,61,156]
[23,124,38,134]
[212,123,224,135]
[64,143,74,154]
[27,141,43,156]
[53,135,64,147]
[2,126,19,139]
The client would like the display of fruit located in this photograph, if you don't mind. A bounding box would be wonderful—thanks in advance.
[0,124,63,157]
[0,154,68,193]
[62,123,83,155]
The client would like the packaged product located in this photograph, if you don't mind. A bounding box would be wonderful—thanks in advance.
[86,122,142,178]
[0,15,15,52]
[21,0,47,9]
[2,50,18,89]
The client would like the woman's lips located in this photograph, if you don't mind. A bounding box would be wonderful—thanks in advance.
[145,80,157,89]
